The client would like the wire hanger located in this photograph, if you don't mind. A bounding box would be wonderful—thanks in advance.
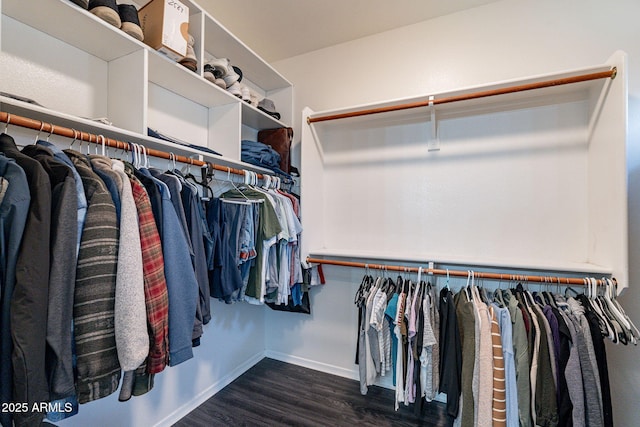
[3,113,10,134]
[46,124,55,142]
[34,122,45,143]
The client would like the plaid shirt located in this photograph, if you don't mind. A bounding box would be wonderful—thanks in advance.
[129,175,170,374]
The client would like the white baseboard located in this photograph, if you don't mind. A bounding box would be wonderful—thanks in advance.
[264,350,361,382]
[155,351,265,427]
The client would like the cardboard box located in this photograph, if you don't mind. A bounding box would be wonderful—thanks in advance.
[139,0,189,61]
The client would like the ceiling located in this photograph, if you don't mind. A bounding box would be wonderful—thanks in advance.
[197,0,501,63]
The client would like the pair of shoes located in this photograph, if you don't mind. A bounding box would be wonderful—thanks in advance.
[89,0,144,42]
[206,58,242,87]
[179,34,197,72]
[203,64,227,88]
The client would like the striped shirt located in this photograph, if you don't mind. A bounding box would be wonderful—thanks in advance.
[65,150,121,403]
[491,306,507,426]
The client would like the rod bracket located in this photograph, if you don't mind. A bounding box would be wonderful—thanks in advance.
[611,67,617,80]
[427,96,440,152]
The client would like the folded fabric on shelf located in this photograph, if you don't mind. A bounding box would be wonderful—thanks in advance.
[148,128,222,157]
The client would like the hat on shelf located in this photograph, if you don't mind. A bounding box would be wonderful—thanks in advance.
[258,98,281,120]
[118,4,143,41]
[203,64,227,89]
[88,0,121,28]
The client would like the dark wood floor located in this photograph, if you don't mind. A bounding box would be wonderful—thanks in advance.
[174,358,448,427]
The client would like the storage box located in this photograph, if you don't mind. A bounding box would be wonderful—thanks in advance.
[139,0,189,61]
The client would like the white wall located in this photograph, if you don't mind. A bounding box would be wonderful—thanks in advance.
[267,0,640,425]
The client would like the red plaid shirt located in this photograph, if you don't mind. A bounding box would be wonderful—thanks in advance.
[129,176,170,374]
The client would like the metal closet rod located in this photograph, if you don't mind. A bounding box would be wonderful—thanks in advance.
[0,111,266,179]
[306,257,612,286]
[307,68,617,124]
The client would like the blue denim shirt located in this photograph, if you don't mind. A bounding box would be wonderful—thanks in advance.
[138,168,199,366]
[37,140,86,253]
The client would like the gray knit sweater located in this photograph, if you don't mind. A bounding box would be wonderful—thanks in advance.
[112,160,148,371]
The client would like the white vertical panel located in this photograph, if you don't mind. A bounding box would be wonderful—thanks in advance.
[587,51,629,288]
[108,49,146,134]
[208,101,241,159]
[147,82,209,146]
[300,107,325,258]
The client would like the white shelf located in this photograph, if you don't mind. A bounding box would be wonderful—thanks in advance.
[1,0,293,174]
[308,249,613,277]
[3,0,144,62]
[0,95,273,175]
[241,101,287,129]
[148,52,237,108]
[202,12,291,92]
[307,64,612,128]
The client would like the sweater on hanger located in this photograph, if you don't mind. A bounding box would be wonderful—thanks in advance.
[555,305,586,427]
[111,160,148,371]
[455,290,475,427]
[567,298,604,427]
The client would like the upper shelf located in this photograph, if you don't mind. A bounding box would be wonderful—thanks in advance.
[2,0,291,93]
[307,64,615,128]
[201,10,291,92]
[3,0,144,62]
[0,95,274,174]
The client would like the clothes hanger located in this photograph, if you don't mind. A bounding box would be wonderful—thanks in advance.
[598,277,631,344]
[2,113,10,134]
[607,278,640,344]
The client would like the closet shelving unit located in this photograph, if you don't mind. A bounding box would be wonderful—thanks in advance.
[302,52,628,289]
[0,0,292,173]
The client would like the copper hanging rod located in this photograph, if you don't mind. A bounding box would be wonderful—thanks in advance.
[0,111,267,179]
[307,68,616,124]
[306,257,612,286]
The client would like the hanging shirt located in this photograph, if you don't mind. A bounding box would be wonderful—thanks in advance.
[0,153,30,427]
[128,174,169,374]
[439,288,462,420]
[22,144,78,403]
[65,149,121,404]
[0,135,52,427]
[222,187,282,304]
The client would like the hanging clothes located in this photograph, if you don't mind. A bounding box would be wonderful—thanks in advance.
[21,144,78,404]
[0,152,31,427]
[65,148,121,404]
[0,134,53,427]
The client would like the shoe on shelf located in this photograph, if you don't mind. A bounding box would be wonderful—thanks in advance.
[241,85,251,103]
[203,64,227,89]
[88,0,121,28]
[118,4,143,41]
[207,58,241,87]
[226,82,242,98]
[232,65,243,83]
[69,0,88,9]
[179,34,197,72]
